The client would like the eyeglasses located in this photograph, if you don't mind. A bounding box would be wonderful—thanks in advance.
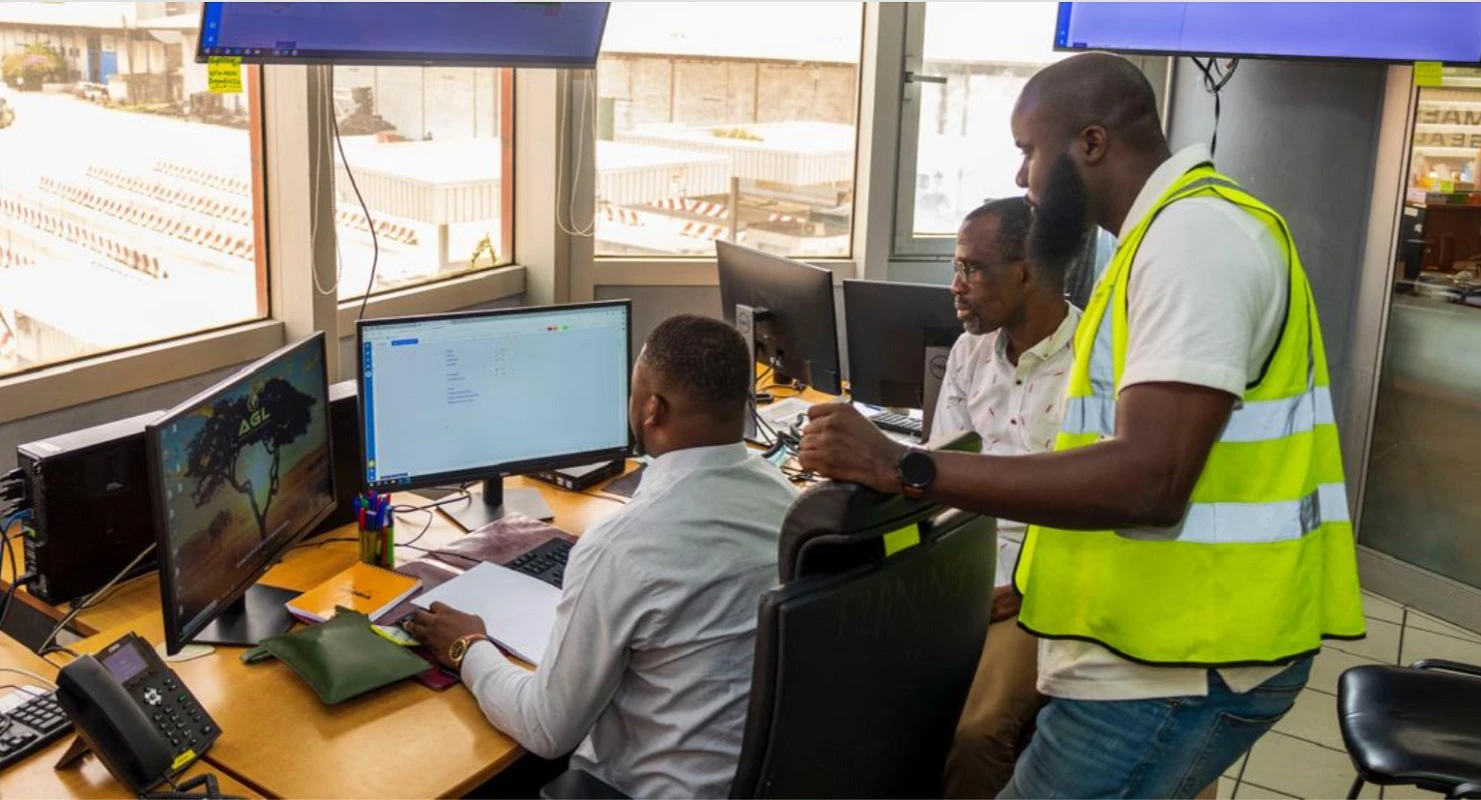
[953,258,1017,280]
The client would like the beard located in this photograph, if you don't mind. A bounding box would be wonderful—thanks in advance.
[957,302,985,336]
[1028,151,1092,274]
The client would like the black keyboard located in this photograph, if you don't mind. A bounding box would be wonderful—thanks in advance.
[870,411,922,437]
[506,538,573,589]
[0,690,72,770]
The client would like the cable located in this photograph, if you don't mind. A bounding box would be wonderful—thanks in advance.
[0,666,55,689]
[1191,57,1239,158]
[329,94,381,321]
[309,65,340,297]
[555,71,597,238]
[0,510,33,633]
[38,542,156,657]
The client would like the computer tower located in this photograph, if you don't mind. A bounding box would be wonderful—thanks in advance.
[311,380,363,537]
[17,412,164,605]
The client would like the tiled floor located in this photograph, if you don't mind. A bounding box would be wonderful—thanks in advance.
[1220,591,1481,800]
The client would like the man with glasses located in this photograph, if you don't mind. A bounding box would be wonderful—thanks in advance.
[935,196,1080,799]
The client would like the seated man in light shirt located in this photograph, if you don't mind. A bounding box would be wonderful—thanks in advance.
[936,197,1082,799]
[407,314,798,799]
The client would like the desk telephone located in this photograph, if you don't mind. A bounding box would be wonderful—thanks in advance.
[54,633,222,796]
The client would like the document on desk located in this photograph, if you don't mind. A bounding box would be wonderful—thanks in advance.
[411,561,559,665]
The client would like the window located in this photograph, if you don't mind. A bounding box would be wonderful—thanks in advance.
[593,2,863,259]
[0,2,266,378]
[895,2,1069,254]
[330,66,514,301]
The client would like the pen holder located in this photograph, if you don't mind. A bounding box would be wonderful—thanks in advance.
[358,517,394,568]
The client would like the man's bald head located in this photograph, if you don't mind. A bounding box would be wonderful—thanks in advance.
[1011,52,1172,236]
[1017,52,1166,157]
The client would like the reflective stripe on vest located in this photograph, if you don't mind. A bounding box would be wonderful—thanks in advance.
[1125,481,1350,545]
[1065,386,1337,443]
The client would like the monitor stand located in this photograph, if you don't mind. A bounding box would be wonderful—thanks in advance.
[443,479,555,532]
[192,584,299,648]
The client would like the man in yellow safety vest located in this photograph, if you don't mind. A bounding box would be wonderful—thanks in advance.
[798,52,1365,797]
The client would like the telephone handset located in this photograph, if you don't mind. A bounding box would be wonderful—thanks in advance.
[53,633,221,795]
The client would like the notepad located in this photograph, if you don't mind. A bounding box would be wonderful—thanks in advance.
[287,562,422,624]
[411,562,560,666]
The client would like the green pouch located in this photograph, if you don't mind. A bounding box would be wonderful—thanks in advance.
[251,608,427,705]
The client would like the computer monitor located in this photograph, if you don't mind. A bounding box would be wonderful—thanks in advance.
[1054,2,1481,63]
[843,279,962,437]
[716,240,843,399]
[357,301,632,531]
[148,333,335,655]
[198,2,611,68]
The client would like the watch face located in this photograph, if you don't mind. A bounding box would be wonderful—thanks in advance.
[900,449,935,488]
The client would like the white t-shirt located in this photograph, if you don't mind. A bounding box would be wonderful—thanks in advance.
[932,306,1080,586]
[1036,143,1294,701]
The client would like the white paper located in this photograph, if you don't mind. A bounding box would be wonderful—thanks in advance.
[411,561,560,665]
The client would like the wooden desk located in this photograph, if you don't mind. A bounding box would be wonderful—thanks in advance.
[0,387,821,797]
[1,476,622,639]
[0,633,258,799]
[50,478,624,799]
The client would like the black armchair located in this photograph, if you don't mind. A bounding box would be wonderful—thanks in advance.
[1338,658,1481,800]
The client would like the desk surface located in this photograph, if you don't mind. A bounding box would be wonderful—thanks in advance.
[0,633,259,799]
[2,476,624,637]
[48,477,625,800]
[0,379,838,798]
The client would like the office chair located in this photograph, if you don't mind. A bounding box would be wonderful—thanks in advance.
[1338,659,1481,799]
[543,433,995,799]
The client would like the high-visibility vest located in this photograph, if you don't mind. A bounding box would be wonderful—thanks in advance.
[1013,164,1366,666]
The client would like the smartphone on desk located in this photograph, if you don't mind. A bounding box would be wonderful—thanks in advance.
[53,633,221,795]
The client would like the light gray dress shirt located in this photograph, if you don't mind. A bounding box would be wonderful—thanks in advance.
[462,442,797,798]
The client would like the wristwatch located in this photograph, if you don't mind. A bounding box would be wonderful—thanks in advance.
[448,633,491,669]
[896,447,937,500]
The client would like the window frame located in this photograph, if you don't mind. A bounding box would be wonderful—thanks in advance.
[889,4,1171,260]
[573,2,876,299]
[330,67,519,309]
[0,63,284,423]
[0,61,532,424]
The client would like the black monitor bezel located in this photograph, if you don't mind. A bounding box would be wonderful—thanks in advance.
[195,2,611,69]
[842,278,962,410]
[715,240,844,397]
[355,300,634,495]
[1052,1,1481,65]
[147,332,337,656]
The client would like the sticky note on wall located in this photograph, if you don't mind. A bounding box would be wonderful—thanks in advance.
[208,56,242,94]
[1415,61,1444,88]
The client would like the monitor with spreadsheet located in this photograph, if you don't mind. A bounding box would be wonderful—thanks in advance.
[357,301,631,528]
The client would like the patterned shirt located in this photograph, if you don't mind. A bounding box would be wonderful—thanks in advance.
[932,304,1080,584]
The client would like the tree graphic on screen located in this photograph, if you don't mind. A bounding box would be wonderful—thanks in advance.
[183,378,317,541]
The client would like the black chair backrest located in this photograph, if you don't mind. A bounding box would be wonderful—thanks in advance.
[731,459,996,798]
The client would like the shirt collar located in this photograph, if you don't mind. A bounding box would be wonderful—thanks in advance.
[639,442,752,495]
[990,302,1081,364]
[1118,144,1214,239]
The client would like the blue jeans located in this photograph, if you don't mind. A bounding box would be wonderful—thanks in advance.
[998,657,1312,799]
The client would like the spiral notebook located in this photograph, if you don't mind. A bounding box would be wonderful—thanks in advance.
[287,562,423,624]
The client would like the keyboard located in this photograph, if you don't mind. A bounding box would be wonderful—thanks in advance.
[0,689,72,770]
[506,538,573,589]
[870,411,922,437]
